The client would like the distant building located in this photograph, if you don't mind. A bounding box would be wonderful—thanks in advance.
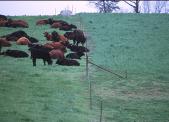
[59,10,72,16]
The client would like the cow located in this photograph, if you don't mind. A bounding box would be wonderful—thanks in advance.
[43,32,52,41]
[49,49,64,60]
[16,37,31,45]
[1,30,29,41]
[44,42,66,52]
[0,20,8,27]
[0,15,7,21]
[51,31,60,42]
[64,29,86,46]
[51,22,62,28]
[0,38,12,52]
[66,44,89,53]
[0,49,29,58]
[64,31,76,44]
[36,18,53,25]
[52,20,69,25]
[36,19,48,25]
[56,58,80,66]
[58,35,69,45]
[28,37,39,43]
[59,24,77,31]
[7,19,29,28]
[66,52,84,59]
[28,44,52,66]
[0,38,11,47]
[43,31,60,42]
[73,29,86,46]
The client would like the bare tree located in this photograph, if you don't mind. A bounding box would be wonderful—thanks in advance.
[143,1,150,13]
[154,1,167,13]
[91,0,120,13]
[123,0,140,13]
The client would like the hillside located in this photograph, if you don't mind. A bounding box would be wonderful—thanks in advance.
[0,13,169,122]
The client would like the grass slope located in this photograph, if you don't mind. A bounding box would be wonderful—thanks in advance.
[79,13,169,122]
[0,13,169,122]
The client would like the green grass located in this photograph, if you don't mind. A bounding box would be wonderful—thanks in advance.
[0,13,169,122]
[79,13,169,122]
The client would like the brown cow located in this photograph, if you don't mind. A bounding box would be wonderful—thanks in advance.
[0,20,8,27]
[49,49,64,60]
[0,38,12,52]
[44,42,66,52]
[51,22,62,28]
[36,19,48,25]
[36,18,53,25]
[16,37,31,45]
[7,19,29,28]
[0,15,7,21]
[43,32,52,41]
[58,35,69,45]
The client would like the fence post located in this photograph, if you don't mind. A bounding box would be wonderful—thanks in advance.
[100,100,103,122]
[125,70,128,79]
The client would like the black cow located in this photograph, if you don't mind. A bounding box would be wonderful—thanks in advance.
[28,37,39,43]
[1,30,28,41]
[64,30,86,46]
[67,44,89,53]
[0,49,29,58]
[66,52,84,59]
[28,44,52,66]
[56,58,80,66]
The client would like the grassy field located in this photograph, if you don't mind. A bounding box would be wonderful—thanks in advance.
[0,13,169,122]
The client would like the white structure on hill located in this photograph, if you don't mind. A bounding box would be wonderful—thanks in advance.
[59,9,72,16]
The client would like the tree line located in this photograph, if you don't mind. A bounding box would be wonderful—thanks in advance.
[91,0,169,13]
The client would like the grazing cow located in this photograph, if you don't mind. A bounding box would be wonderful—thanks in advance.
[0,49,29,58]
[28,44,52,66]
[0,15,7,21]
[1,30,29,41]
[67,44,89,53]
[0,38,12,52]
[66,52,84,59]
[16,37,31,45]
[73,29,86,46]
[49,49,64,60]
[64,31,76,44]
[64,30,86,46]
[56,58,80,66]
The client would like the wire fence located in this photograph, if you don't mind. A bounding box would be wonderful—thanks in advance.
[76,14,128,122]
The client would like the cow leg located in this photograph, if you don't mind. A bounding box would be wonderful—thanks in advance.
[73,40,76,45]
[76,42,79,46]
[32,58,36,66]
[43,59,46,65]
[0,45,2,53]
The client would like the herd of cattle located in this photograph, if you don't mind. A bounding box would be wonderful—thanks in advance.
[0,15,89,66]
